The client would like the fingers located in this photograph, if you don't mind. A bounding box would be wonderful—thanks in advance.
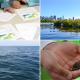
[4,7,14,14]
[47,62,72,79]
[9,9,14,14]
[13,1,21,5]
[11,10,14,14]
[48,71,70,80]
[4,8,7,13]
[72,69,80,79]
[10,1,21,9]
[50,62,80,79]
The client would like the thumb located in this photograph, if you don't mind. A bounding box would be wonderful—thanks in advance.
[51,62,72,79]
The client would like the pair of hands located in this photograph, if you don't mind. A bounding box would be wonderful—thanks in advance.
[41,42,80,80]
[4,0,27,14]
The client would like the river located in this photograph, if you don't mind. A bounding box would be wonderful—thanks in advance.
[41,23,80,39]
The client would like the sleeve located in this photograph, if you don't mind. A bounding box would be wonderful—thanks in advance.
[1,0,15,8]
[26,0,40,7]
[1,2,10,8]
[40,40,57,50]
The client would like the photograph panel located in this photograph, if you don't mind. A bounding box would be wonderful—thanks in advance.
[40,0,80,39]
[41,40,80,80]
[0,40,40,80]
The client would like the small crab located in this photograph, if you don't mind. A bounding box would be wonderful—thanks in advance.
[72,62,80,71]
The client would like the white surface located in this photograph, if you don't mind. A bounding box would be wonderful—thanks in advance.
[0,10,16,22]
[0,5,40,40]
[0,24,21,40]
[15,22,39,40]
[38,35,40,40]
[15,7,40,21]
[40,40,56,50]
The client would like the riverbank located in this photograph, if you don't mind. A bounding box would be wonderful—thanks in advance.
[41,19,80,28]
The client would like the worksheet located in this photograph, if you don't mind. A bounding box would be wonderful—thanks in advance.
[0,24,21,40]
[15,23,40,40]
[38,35,40,40]
[15,7,40,21]
[0,10,16,22]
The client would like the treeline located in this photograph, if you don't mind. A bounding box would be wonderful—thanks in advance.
[54,20,80,27]
[41,19,54,23]
[41,19,80,27]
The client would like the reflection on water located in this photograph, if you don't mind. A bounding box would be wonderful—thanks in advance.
[41,23,80,39]
[61,25,63,29]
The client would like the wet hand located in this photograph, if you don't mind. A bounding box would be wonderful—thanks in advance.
[42,42,80,79]
[41,50,72,80]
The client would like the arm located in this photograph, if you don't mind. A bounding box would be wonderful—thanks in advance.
[1,0,15,8]
[26,0,40,7]
[1,2,10,8]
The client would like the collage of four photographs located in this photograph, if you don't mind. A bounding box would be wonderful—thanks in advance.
[0,0,40,80]
[0,0,80,80]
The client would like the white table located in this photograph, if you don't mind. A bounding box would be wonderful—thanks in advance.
[0,5,40,40]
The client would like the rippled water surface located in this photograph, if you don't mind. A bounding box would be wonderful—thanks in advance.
[41,23,80,39]
[0,46,39,80]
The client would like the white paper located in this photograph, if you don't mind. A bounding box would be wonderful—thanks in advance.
[0,10,16,22]
[15,23,39,40]
[15,7,40,21]
[38,35,40,40]
[0,24,21,40]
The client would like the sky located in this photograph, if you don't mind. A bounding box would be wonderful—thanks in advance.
[41,0,80,18]
[0,40,39,46]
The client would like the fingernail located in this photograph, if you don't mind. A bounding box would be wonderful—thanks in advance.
[67,74,71,79]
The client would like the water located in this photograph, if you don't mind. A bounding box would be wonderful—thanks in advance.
[0,46,39,80]
[41,23,80,39]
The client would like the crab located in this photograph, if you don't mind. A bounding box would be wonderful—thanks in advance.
[72,62,80,71]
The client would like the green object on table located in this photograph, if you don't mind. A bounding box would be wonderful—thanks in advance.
[41,40,80,80]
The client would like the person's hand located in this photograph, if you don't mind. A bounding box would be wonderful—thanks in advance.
[17,0,27,4]
[10,1,21,9]
[41,50,72,80]
[4,7,14,14]
[41,42,80,80]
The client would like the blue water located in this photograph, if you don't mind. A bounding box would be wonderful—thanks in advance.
[41,23,80,39]
[0,46,39,80]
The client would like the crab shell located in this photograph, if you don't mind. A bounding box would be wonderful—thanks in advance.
[72,62,80,71]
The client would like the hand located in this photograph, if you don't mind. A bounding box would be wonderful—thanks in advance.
[4,7,14,14]
[17,0,27,4]
[41,42,80,80]
[10,1,21,9]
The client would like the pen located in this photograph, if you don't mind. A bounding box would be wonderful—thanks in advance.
[8,10,10,12]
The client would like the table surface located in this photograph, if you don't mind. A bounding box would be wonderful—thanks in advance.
[0,5,40,40]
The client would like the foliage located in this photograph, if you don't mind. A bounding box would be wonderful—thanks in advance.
[40,19,80,27]
[41,19,54,23]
